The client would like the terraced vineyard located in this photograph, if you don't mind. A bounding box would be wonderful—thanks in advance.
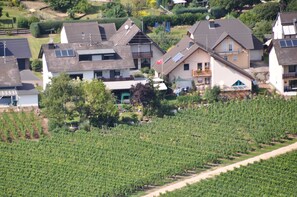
[1,97,297,196]
[0,111,44,142]
[162,150,297,196]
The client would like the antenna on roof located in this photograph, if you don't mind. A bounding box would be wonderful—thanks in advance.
[125,25,129,30]
[206,15,210,20]
[3,41,6,64]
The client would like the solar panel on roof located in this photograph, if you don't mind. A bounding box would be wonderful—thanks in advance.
[55,50,62,57]
[286,40,293,47]
[61,50,68,56]
[293,39,297,46]
[67,49,74,56]
[280,40,286,48]
[172,52,184,63]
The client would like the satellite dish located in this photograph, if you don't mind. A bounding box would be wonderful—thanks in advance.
[206,15,210,20]
[124,25,129,30]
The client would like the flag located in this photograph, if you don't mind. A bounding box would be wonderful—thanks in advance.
[156,59,163,65]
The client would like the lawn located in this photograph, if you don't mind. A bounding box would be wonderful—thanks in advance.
[0,34,60,59]
[162,150,297,196]
[0,6,31,28]
[1,97,297,196]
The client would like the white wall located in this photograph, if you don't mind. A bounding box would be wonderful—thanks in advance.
[18,95,38,107]
[211,57,252,91]
[273,15,283,39]
[250,50,263,61]
[42,54,53,90]
[169,49,210,82]
[60,27,68,43]
[269,47,284,94]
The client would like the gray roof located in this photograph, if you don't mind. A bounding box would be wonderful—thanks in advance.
[272,39,297,65]
[0,38,31,58]
[0,56,22,87]
[63,22,117,44]
[153,36,254,80]
[188,19,263,50]
[40,42,135,73]
[63,22,102,43]
[99,23,116,41]
[279,12,297,25]
[110,18,142,45]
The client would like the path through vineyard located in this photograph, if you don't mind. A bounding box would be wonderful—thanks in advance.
[142,141,297,197]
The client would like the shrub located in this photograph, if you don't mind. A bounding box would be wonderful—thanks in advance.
[31,59,42,72]
[30,22,40,38]
[175,7,208,15]
[204,86,221,103]
[16,17,29,28]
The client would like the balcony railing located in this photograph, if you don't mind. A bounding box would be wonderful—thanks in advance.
[192,69,212,77]
[284,86,297,92]
[132,51,153,59]
[283,72,297,79]
[96,75,134,81]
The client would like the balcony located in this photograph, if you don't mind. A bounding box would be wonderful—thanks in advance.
[97,75,134,82]
[192,69,212,77]
[132,51,153,59]
[283,72,297,79]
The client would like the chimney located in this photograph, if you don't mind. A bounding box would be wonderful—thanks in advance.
[209,19,215,29]
[48,43,55,49]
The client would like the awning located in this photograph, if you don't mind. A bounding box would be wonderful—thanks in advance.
[104,79,147,90]
[0,89,17,97]
[154,83,167,90]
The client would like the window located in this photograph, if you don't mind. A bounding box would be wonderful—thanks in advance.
[288,65,296,73]
[110,70,121,78]
[205,62,210,70]
[205,78,210,84]
[232,80,245,87]
[69,74,83,80]
[94,71,102,79]
[184,64,189,71]
[141,58,151,68]
[233,55,238,61]
[197,77,203,84]
[197,63,202,71]
[115,70,121,77]
[229,44,233,51]
[223,56,228,60]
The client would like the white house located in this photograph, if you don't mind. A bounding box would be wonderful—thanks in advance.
[272,12,297,39]
[153,36,254,91]
[269,38,297,95]
[60,19,165,70]
[39,41,148,92]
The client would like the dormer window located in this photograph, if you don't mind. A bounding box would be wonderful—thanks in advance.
[77,49,116,61]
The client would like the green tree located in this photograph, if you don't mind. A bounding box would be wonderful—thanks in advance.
[253,20,273,41]
[41,73,84,127]
[286,0,297,11]
[252,2,279,21]
[48,0,89,13]
[239,10,258,28]
[83,80,119,127]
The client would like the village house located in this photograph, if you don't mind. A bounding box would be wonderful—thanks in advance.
[0,38,38,107]
[153,19,260,91]
[269,12,297,96]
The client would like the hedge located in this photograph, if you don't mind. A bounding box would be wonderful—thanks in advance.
[142,13,207,31]
[175,7,208,15]
[30,17,142,38]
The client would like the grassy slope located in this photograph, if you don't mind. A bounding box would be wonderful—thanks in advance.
[162,150,297,196]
